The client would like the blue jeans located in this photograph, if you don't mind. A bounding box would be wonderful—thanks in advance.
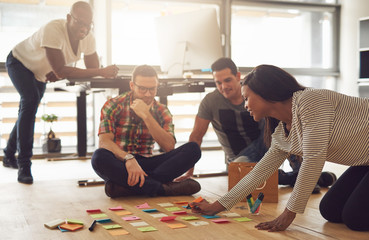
[232,131,268,163]
[91,142,201,196]
[4,51,46,167]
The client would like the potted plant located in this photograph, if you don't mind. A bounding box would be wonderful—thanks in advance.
[41,114,61,153]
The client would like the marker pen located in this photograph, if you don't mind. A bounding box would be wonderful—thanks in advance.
[88,220,97,231]
[246,194,253,209]
[250,192,264,214]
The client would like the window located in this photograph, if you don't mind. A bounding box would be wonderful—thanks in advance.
[110,0,220,66]
[231,1,339,90]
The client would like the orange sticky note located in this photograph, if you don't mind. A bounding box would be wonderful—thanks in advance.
[193,197,204,203]
[115,210,132,216]
[167,223,187,229]
[174,201,188,205]
[109,229,130,236]
[59,223,83,231]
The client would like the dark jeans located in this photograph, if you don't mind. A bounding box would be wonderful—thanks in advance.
[319,166,369,231]
[233,131,268,163]
[91,142,201,196]
[4,51,46,167]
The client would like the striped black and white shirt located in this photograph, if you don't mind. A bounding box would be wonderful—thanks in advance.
[218,88,369,214]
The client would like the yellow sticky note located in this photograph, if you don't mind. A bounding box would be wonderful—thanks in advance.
[103,224,122,230]
[89,213,108,219]
[165,207,182,212]
[234,217,252,222]
[137,226,157,232]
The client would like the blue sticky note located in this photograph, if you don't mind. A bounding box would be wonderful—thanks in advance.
[58,226,69,232]
[202,215,220,219]
[96,218,112,223]
[142,209,158,213]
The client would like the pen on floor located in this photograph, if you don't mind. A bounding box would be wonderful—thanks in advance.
[250,192,264,213]
[89,220,97,231]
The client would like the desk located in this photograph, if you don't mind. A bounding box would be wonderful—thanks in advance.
[67,77,215,156]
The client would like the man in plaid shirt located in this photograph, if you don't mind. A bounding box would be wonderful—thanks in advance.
[91,65,201,197]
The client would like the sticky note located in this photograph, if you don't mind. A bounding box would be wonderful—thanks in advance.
[44,219,65,229]
[103,224,122,230]
[160,216,176,221]
[202,215,220,219]
[150,213,168,218]
[172,211,187,215]
[90,213,108,219]
[95,218,112,223]
[137,226,157,232]
[157,202,174,207]
[165,207,182,212]
[66,219,84,225]
[189,221,209,226]
[193,196,204,203]
[109,206,125,211]
[59,223,83,231]
[181,216,199,221]
[58,225,69,232]
[130,221,149,227]
[108,229,129,236]
[222,212,241,218]
[167,223,187,229]
[122,216,141,221]
[142,208,158,213]
[212,218,230,223]
[136,202,151,209]
[114,210,132,216]
[86,209,102,213]
[234,217,252,222]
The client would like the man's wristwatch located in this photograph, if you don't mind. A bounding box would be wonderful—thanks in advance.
[123,154,135,163]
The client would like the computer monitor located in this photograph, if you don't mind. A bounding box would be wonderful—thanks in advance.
[155,8,223,78]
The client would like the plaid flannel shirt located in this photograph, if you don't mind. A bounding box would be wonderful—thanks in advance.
[98,92,175,156]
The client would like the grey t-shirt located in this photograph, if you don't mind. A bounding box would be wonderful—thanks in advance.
[197,89,261,160]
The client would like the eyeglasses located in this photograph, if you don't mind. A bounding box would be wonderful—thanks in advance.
[133,82,157,94]
[70,14,93,30]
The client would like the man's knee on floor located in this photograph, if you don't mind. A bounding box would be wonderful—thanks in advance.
[91,148,111,170]
[185,142,201,162]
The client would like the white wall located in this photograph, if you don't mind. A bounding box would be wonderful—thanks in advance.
[339,0,369,96]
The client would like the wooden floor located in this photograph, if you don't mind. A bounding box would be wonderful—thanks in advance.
[0,159,366,240]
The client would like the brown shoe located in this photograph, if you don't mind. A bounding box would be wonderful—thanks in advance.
[162,179,201,196]
[104,180,136,198]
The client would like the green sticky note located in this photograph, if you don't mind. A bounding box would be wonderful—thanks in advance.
[234,217,252,222]
[66,219,84,225]
[137,226,157,232]
[90,213,108,218]
[181,216,199,221]
[103,224,122,230]
[164,207,182,212]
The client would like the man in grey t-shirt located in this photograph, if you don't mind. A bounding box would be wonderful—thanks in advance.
[174,58,266,181]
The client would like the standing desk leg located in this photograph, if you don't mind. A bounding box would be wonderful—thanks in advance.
[77,91,87,157]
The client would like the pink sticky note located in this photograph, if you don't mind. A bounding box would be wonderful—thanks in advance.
[160,216,177,222]
[172,211,187,215]
[122,216,141,221]
[109,206,125,211]
[212,218,230,224]
[86,209,102,213]
[136,203,151,209]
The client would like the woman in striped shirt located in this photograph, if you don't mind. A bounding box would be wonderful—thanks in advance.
[191,64,369,232]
